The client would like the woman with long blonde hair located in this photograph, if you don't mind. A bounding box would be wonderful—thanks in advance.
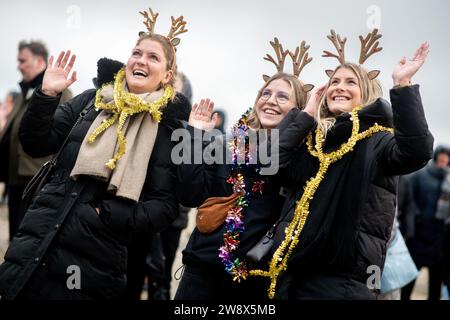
[250,29,434,300]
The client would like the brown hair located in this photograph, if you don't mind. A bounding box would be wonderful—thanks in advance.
[247,72,309,130]
[136,33,177,86]
[18,40,48,62]
[316,63,383,135]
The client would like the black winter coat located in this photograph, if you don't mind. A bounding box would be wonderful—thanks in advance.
[177,114,315,269]
[404,162,446,267]
[273,85,433,299]
[0,59,191,300]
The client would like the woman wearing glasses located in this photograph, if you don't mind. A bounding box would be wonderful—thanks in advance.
[250,30,433,300]
[174,38,316,300]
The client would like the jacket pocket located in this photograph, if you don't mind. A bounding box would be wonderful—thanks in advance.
[80,201,129,244]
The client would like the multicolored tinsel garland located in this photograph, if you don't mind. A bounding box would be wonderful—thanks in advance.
[88,68,174,170]
[249,106,394,299]
[218,109,265,282]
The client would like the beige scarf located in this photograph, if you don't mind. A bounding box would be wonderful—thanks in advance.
[70,84,164,202]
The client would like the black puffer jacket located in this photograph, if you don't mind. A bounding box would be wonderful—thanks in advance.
[404,161,446,267]
[177,113,315,269]
[273,85,433,299]
[0,59,191,300]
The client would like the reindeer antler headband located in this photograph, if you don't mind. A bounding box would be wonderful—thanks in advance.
[139,8,188,50]
[263,37,314,93]
[322,29,383,80]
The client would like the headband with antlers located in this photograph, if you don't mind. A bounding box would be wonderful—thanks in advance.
[263,37,314,93]
[139,8,188,50]
[322,29,383,80]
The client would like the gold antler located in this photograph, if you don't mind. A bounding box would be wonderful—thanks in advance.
[264,37,289,73]
[289,41,313,78]
[322,29,347,65]
[167,16,188,41]
[358,29,383,65]
[140,8,159,33]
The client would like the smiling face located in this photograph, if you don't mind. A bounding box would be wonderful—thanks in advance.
[326,67,363,115]
[255,79,297,129]
[125,38,173,94]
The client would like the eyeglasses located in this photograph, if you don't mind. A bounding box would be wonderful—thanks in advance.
[259,89,291,105]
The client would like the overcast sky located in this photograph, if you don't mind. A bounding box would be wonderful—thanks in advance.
[1,0,449,146]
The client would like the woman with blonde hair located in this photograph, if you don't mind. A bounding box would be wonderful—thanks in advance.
[0,8,191,299]
[175,38,316,300]
[250,29,434,300]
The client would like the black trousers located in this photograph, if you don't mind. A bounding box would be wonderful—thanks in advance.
[124,231,152,300]
[160,226,182,295]
[125,231,166,300]
[401,264,445,300]
[7,184,27,241]
[445,225,450,287]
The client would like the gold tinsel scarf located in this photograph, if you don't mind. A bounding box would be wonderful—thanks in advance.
[70,68,174,201]
[89,68,174,169]
[249,106,394,298]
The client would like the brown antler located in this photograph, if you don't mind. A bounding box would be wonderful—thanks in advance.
[322,29,347,65]
[358,29,383,65]
[264,37,289,73]
[140,8,159,33]
[289,41,313,77]
[167,16,188,40]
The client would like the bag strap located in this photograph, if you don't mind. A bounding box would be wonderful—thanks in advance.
[49,95,96,166]
[265,190,292,239]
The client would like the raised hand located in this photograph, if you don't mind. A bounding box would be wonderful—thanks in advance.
[42,50,77,96]
[188,98,218,131]
[393,42,430,87]
[303,84,326,118]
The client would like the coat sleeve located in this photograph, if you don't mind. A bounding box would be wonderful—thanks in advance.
[274,108,315,187]
[276,108,316,168]
[98,124,179,234]
[176,124,229,207]
[19,87,95,158]
[379,85,434,175]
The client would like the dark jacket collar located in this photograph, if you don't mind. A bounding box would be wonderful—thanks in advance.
[19,70,45,97]
[92,57,191,126]
[426,161,447,180]
[92,58,125,88]
[324,98,393,150]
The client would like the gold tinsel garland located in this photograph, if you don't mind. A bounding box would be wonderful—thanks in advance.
[88,68,175,170]
[249,106,394,299]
